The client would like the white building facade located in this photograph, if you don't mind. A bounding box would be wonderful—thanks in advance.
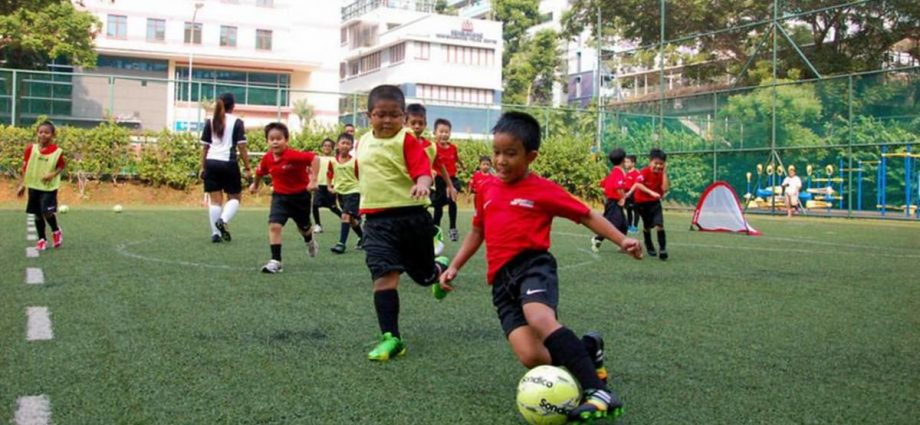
[75,0,341,131]
[339,0,503,137]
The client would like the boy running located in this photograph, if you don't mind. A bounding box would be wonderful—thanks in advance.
[592,148,629,253]
[625,148,669,260]
[623,155,640,233]
[406,103,454,254]
[468,155,494,201]
[312,138,343,233]
[249,123,320,273]
[16,121,65,250]
[357,86,449,361]
[328,133,364,253]
[432,118,465,241]
[439,112,642,422]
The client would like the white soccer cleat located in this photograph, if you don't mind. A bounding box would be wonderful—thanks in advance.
[306,237,319,257]
[591,237,602,253]
[312,224,323,234]
[261,259,283,274]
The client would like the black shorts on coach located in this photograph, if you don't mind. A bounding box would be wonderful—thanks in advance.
[636,200,664,228]
[363,206,438,284]
[492,250,560,337]
[269,191,312,229]
[26,188,58,215]
[203,159,242,194]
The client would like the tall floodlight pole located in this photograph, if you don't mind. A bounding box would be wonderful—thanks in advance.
[188,2,204,132]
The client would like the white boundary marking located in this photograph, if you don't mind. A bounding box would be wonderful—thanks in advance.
[26,307,53,341]
[14,395,51,425]
[27,226,36,233]
[25,268,44,285]
[26,234,37,241]
[26,247,39,258]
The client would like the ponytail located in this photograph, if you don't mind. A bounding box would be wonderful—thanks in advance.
[211,93,236,138]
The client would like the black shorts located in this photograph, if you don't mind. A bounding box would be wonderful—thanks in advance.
[492,250,560,337]
[337,193,361,217]
[269,191,312,228]
[601,199,628,235]
[625,196,636,210]
[636,200,664,229]
[363,206,438,284]
[314,186,337,208]
[26,189,58,215]
[431,176,461,207]
[203,159,242,194]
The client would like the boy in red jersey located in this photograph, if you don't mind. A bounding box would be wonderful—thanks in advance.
[625,148,669,260]
[358,86,449,361]
[592,148,629,253]
[406,103,453,255]
[623,155,640,233]
[439,112,642,423]
[249,123,321,273]
[468,155,493,201]
[432,118,465,241]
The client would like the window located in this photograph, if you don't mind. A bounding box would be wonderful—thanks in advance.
[174,66,290,106]
[256,0,274,6]
[256,29,272,50]
[417,84,493,105]
[360,52,381,74]
[340,63,347,80]
[389,43,405,65]
[220,26,237,47]
[415,42,430,60]
[146,18,165,42]
[106,15,127,39]
[340,27,348,45]
[184,22,202,44]
[445,45,494,66]
[98,55,169,73]
[349,61,359,76]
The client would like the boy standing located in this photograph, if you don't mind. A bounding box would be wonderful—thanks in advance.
[623,155,640,233]
[357,86,448,361]
[432,118,465,241]
[439,112,642,422]
[468,155,494,201]
[328,133,364,253]
[626,148,669,260]
[782,165,802,217]
[16,121,65,250]
[592,148,628,253]
[249,123,320,273]
[312,138,343,233]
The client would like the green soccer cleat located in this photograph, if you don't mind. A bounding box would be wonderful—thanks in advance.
[431,256,450,300]
[568,389,624,423]
[433,226,445,256]
[367,332,406,361]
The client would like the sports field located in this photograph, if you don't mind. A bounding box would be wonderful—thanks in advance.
[1,208,917,424]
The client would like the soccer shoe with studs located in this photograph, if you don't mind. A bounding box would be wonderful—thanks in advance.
[211,234,222,243]
[306,236,318,257]
[35,239,47,251]
[568,389,623,423]
[448,228,459,242]
[355,237,364,250]
[590,236,602,253]
[583,331,608,384]
[431,256,451,300]
[367,332,406,361]
[658,250,669,261]
[312,224,323,234]
[433,226,445,256]
[261,259,283,273]
[52,229,63,248]
[330,242,346,254]
[215,218,232,242]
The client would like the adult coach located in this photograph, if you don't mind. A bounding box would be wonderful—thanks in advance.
[200,92,251,243]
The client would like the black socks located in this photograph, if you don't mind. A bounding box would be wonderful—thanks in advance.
[374,289,400,338]
[270,244,282,262]
[643,229,654,251]
[35,217,46,240]
[544,327,606,391]
[657,229,667,252]
[45,214,58,232]
[339,222,350,244]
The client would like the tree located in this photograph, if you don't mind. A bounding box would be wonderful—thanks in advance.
[0,0,100,69]
[503,29,562,105]
[491,0,540,67]
[292,98,315,129]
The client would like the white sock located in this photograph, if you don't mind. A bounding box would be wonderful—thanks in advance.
[208,205,221,235]
[220,199,240,224]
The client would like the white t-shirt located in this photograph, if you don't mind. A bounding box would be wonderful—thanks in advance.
[782,175,802,196]
[200,114,246,162]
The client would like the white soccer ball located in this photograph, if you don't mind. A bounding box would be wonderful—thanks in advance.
[59,205,70,214]
[113,204,123,213]
[516,366,582,425]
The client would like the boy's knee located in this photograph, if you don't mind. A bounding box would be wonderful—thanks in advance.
[518,351,549,369]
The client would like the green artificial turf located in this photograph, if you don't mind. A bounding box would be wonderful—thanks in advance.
[1,208,918,424]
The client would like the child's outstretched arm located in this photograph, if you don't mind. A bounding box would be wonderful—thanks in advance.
[631,182,660,199]
[439,225,484,292]
[249,173,263,194]
[307,156,320,192]
[661,163,669,194]
[581,211,643,259]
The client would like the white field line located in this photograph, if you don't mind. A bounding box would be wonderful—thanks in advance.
[27,225,36,233]
[25,307,53,341]
[26,247,39,258]
[25,268,44,285]
[14,395,51,425]
[26,234,37,241]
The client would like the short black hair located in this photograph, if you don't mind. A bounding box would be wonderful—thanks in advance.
[406,103,427,118]
[492,112,541,152]
[38,120,56,134]
[367,85,405,112]
[344,123,355,129]
[649,148,668,162]
[321,138,335,147]
[337,132,354,143]
[264,122,289,140]
[434,118,452,130]
[479,155,491,163]
[608,148,626,166]
[626,154,637,163]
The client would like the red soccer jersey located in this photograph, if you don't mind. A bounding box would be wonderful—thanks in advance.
[625,169,640,195]
[256,148,316,195]
[22,144,65,173]
[469,170,494,194]
[434,143,459,177]
[633,166,665,204]
[599,167,627,201]
[473,174,591,284]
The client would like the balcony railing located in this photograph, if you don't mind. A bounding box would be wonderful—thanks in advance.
[342,0,436,21]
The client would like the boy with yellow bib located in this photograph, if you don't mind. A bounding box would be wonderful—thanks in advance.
[16,121,66,250]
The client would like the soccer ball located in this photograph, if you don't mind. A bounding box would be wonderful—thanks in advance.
[516,366,582,425]
[113,204,123,213]
[59,205,69,214]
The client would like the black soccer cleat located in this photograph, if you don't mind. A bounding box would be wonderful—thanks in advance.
[215,219,232,242]
[647,247,657,257]
[583,332,608,384]
[659,250,668,261]
[568,389,624,423]
[330,242,346,254]
[211,234,222,243]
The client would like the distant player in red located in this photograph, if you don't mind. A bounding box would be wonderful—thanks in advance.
[439,112,641,423]
[623,154,640,232]
[468,155,493,202]
[432,118,465,241]
[592,148,628,252]
[249,122,321,273]
[625,148,669,260]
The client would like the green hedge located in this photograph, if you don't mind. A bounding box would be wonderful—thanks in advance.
[1,120,608,201]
